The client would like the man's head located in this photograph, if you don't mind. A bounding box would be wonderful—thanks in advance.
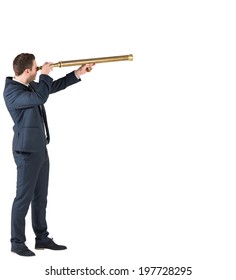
[13,53,37,83]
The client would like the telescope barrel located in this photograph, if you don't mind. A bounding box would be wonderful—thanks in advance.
[37,54,133,71]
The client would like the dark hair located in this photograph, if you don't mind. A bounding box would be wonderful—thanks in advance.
[13,53,35,76]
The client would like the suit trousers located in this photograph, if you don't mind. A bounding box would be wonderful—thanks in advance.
[11,148,50,247]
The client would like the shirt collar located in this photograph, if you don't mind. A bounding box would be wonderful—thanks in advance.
[12,77,29,87]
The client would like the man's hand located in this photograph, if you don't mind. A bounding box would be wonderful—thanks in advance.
[41,62,54,75]
[75,63,95,78]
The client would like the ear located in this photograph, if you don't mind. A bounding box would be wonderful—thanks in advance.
[25,69,30,74]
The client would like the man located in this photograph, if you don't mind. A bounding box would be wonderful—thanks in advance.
[3,53,94,257]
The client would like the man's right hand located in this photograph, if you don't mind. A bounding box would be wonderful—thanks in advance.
[41,62,54,75]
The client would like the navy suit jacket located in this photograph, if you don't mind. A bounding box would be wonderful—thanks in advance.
[3,71,81,152]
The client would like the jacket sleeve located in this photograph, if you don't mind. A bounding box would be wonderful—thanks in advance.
[11,75,53,109]
[50,71,81,94]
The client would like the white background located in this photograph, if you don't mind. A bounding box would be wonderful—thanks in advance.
[0,0,236,279]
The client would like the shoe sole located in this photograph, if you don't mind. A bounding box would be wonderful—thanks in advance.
[11,251,36,257]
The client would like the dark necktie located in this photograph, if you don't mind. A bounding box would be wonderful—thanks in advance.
[28,84,50,144]
[40,104,50,144]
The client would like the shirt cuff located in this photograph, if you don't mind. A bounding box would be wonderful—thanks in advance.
[74,70,81,80]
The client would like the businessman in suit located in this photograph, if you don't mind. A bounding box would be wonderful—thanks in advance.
[3,53,94,257]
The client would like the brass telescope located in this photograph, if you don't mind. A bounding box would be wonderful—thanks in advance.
[37,54,133,71]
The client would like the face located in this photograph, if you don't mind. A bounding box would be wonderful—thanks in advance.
[27,60,38,82]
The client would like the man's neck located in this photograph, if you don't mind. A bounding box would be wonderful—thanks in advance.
[13,76,29,87]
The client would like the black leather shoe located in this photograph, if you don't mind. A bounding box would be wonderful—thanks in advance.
[35,238,67,250]
[11,244,35,257]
